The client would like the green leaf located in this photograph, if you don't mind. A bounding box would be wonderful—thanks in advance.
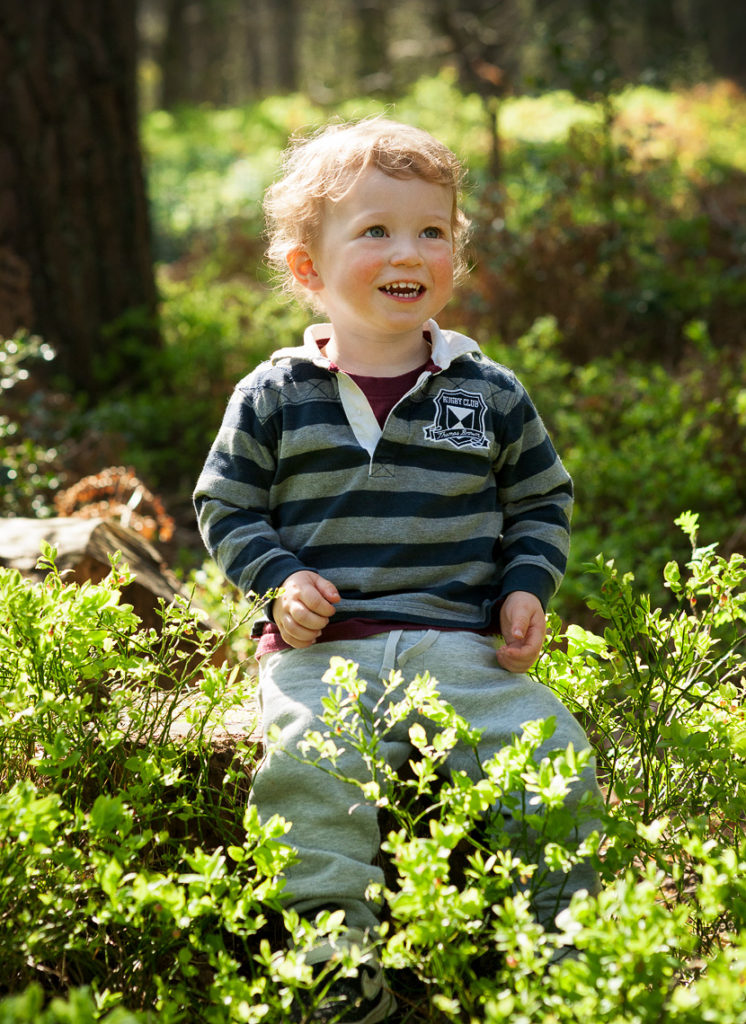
[674,510,700,544]
[90,794,128,835]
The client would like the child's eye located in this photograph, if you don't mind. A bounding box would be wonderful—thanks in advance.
[422,226,445,239]
[363,225,386,238]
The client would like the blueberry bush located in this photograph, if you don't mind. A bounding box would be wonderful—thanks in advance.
[0,521,743,1021]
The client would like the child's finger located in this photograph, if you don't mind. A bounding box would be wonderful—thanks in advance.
[496,646,534,672]
[495,623,543,672]
[314,575,341,607]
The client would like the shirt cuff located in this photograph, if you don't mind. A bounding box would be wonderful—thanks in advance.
[497,565,557,611]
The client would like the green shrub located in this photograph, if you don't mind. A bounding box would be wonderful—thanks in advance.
[142,92,334,262]
[0,983,149,1023]
[0,546,286,1014]
[451,82,746,365]
[290,518,745,1021]
[480,317,746,617]
[1,527,743,1020]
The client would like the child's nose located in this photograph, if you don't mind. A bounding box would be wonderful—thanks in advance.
[390,239,422,265]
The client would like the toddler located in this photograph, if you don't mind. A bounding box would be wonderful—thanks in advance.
[194,118,601,1023]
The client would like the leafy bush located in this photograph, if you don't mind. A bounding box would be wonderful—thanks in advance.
[0,524,744,1021]
[0,546,282,1015]
[480,317,746,617]
[290,520,745,1020]
[142,93,327,261]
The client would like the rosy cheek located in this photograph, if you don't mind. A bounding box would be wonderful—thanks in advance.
[432,253,455,280]
[350,253,385,280]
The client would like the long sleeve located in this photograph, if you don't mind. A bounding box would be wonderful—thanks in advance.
[193,383,306,599]
[493,381,573,608]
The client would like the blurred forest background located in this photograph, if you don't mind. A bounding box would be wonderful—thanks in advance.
[1,0,745,621]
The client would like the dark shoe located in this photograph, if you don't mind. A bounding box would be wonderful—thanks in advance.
[303,929,396,1024]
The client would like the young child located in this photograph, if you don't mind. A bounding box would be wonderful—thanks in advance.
[194,118,601,1023]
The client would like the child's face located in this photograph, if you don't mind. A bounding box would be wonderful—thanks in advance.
[291,167,455,352]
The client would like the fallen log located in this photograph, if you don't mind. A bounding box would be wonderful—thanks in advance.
[0,516,182,629]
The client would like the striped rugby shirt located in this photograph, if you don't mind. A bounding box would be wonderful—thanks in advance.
[193,319,573,632]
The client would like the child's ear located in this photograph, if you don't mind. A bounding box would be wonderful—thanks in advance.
[287,248,323,292]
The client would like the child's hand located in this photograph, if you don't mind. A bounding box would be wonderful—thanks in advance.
[496,591,546,673]
[272,570,341,649]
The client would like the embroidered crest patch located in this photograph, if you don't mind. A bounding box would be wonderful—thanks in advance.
[424,389,489,449]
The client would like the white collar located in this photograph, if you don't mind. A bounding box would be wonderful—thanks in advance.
[269,319,480,372]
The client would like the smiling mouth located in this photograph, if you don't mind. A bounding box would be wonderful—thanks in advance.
[380,281,425,298]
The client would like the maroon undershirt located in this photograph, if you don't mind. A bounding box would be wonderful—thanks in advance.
[255,356,498,658]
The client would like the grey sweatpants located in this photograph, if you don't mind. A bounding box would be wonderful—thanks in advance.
[251,629,601,934]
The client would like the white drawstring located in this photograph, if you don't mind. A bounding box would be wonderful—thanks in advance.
[380,629,440,678]
[380,630,402,677]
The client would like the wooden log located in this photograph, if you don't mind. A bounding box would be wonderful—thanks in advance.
[0,516,182,628]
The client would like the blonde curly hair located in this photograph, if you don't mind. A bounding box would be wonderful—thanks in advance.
[264,117,471,306]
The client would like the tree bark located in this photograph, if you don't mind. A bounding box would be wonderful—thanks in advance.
[699,0,746,86]
[159,0,198,107]
[0,0,160,399]
[271,0,299,93]
[159,0,240,107]
[355,0,390,90]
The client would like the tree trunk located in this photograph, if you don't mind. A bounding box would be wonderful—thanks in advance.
[0,0,160,400]
[159,0,240,107]
[271,0,299,92]
[699,0,746,87]
[355,0,390,90]
[433,0,516,184]
[244,0,265,98]
[159,0,198,107]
